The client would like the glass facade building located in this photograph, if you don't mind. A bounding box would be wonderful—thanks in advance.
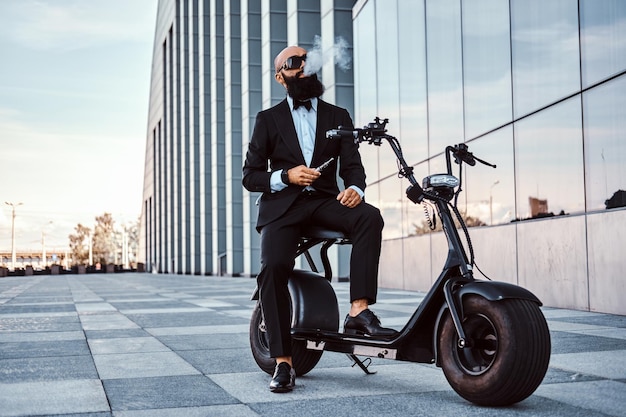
[141,0,356,278]
[141,0,625,314]
[352,0,626,314]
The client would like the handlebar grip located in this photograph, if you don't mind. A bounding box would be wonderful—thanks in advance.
[325,128,358,140]
[462,154,476,166]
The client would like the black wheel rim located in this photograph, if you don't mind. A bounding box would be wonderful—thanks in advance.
[454,313,498,376]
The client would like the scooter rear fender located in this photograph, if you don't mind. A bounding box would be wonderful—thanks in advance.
[250,269,340,332]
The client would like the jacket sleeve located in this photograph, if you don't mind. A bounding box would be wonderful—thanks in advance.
[242,111,273,193]
[336,109,367,192]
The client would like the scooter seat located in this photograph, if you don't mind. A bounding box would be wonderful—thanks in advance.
[301,225,348,241]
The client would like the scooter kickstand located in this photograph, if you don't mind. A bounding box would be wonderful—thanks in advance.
[347,354,377,374]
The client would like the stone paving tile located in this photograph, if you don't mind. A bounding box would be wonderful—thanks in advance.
[550,331,626,354]
[0,339,91,359]
[79,313,141,330]
[176,347,261,374]
[536,380,626,417]
[92,351,201,379]
[0,379,109,417]
[156,332,250,351]
[0,315,82,332]
[114,405,259,417]
[0,355,99,383]
[124,311,248,328]
[87,337,171,355]
[548,349,626,380]
[249,391,611,417]
[103,375,239,411]
[0,329,84,342]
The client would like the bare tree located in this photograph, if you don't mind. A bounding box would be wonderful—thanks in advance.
[68,214,139,268]
[68,224,91,265]
[92,213,116,265]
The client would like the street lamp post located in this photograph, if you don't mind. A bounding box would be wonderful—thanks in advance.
[88,231,93,266]
[42,221,53,269]
[5,202,23,271]
[489,181,500,226]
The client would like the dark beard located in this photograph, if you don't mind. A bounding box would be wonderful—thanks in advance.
[284,73,325,100]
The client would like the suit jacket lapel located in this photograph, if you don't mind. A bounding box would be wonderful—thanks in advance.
[312,100,330,163]
[272,99,306,165]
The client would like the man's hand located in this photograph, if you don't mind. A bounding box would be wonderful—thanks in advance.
[337,188,362,208]
[287,165,321,187]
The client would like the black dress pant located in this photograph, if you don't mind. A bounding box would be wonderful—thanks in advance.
[257,192,384,358]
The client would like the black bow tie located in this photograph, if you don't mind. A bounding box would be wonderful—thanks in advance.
[293,99,312,111]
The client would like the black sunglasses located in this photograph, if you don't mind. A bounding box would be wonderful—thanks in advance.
[277,54,307,72]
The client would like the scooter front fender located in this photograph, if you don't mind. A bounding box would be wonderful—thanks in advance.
[456,280,542,305]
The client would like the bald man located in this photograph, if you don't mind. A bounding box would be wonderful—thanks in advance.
[243,45,397,393]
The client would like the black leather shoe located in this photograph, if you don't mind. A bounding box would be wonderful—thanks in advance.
[269,362,296,393]
[344,309,398,338]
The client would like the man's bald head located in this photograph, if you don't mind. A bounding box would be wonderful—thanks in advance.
[274,45,307,73]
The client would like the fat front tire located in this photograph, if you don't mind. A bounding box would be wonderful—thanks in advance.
[249,301,323,376]
[439,295,551,406]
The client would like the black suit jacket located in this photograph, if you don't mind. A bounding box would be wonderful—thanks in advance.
[242,98,366,229]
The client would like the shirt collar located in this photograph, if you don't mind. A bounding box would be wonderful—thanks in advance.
[287,96,318,112]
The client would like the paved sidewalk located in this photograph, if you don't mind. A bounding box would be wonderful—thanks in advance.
[0,273,624,417]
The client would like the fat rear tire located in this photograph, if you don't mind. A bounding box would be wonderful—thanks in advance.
[439,295,551,406]
[249,301,322,376]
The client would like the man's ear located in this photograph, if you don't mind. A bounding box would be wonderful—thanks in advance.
[275,72,283,83]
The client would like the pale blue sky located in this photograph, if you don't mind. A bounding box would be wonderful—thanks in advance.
[0,0,158,251]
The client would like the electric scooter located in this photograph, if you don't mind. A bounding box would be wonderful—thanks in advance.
[250,118,551,406]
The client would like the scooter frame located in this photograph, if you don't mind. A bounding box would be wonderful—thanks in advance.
[252,117,544,375]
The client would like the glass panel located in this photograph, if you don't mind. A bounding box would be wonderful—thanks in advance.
[580,0,626,87]
[374,0,401,177]
[462,0,513,139]
[583,75,626,211]
[426,0,464,156]
[511,0,580,118]
[464,127,515,226]
[514,97,584,221]
[353,0,379,182]
[378,176,403,240]
[398,0,428,166]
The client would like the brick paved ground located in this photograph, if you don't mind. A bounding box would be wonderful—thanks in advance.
[0,273,624,416]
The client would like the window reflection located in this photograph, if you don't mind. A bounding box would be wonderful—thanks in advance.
[426,0,464,156]
[464,127,515,226]
[580,0,626,87]
[353,0,379,181]
[374,0,401,178]
[402,163,430,237]
[377,177,403,240]
[398,0,428,166]
[514,97,584,221]
[462,0,513,139]
[511,0,580,118]
[583,75,626,211]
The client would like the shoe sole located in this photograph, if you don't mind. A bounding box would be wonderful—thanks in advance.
[270,385,294,393]
[344,327,398,339]
[344,327,368,336]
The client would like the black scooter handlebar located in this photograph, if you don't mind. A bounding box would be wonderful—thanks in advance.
[326,128,360,141]
[326,119,425,203]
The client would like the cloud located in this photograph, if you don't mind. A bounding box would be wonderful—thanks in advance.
[0,0,156,51]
